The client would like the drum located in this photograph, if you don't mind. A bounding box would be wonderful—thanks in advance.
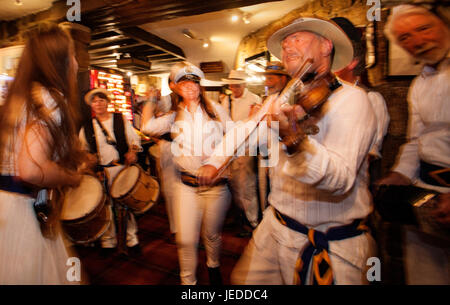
[60,175,111,244]
[110,165,160,214]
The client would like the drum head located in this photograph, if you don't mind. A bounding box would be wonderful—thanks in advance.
[61,175,104,221]
[110,166,140,198]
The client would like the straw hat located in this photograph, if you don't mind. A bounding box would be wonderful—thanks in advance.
[266,17,354,71]
[84,88,110,106]
[221,70,248,84]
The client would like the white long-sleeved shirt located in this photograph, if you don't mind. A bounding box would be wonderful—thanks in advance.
[392,58,450,190]
[208,83,377,230]
[220,88,261,122]
[368,91,390,158]
[79,114,141,166]
[141,100,232,175]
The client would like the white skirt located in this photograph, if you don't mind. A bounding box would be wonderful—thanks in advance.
[0,190,78,284]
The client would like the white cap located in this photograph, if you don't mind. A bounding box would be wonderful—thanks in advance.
[169,62,205,84]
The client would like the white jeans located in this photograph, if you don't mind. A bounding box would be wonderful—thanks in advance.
[231,207,376,285]
[174,181,231,285]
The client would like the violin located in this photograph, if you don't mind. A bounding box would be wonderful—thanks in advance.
[287,72,342,135]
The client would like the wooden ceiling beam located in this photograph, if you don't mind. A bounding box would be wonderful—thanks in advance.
[117,26,185,59]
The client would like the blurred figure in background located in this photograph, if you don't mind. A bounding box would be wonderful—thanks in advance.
[0,24,83,284]
[380,5,450,284]
[258,62,290,212]
[332,17,390,184]
[220,70,262,236]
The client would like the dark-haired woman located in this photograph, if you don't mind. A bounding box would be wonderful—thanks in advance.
[143,62,232,285]
[0,24,83,284]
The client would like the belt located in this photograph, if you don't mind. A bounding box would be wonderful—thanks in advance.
[0,175,35,197]
[180,171,227,188]
[273,208,368,285]
[420,160,450,187]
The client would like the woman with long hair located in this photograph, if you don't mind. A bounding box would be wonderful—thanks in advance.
[0,23,84,284]
[142,62,232,284]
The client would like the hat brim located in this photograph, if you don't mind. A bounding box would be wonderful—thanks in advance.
[221,78,246,85]
[267,18,353,72]
[84,88,110,106]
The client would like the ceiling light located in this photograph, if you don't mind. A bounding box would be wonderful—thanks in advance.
[15,0,23,6]
[231,15,239,22]
[243,14,251,24]
[127,72,132,76]
[202,40,209,48]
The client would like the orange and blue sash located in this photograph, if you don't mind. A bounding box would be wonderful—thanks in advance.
[273,208,368,285]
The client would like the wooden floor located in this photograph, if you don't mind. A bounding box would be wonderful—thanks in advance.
[73,201,251,285]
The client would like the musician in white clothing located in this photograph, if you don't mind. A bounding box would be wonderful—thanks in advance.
[198,17,378,285]
[79,88,141,253]
[379,5,450,284]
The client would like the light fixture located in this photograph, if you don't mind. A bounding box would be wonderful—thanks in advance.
[182,29,196,40]
[182,29,211,48]
[231,15,239,22]
[15,0,23,6]
[127,72,132,76]
[243,13,252,24]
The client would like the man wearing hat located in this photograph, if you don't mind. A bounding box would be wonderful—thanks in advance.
[378,5,450,284]
[199,16,378,284]
[257,62,291,212]
[80,88,142,254]
[263,61,291,96]
[220,70,262,233]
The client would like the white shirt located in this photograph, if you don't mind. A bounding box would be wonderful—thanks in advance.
[79,114,141,166]
[368,91,390,158]
[141,100,231,175]
[208,83,377,229]
[220,88,261,122]
[392,58,450,189]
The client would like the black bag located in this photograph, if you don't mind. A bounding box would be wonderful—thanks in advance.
[34,189,60,239]
[373,185,437,225]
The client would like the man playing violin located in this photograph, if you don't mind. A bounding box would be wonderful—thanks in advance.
[198,17,378,285]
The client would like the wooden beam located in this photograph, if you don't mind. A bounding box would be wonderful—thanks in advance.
[118,26,185,59]
[115,0,282,27]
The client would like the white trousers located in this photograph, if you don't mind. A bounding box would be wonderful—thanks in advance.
[174,181,231,285]
[231,207,376,285]
[403,228,450,284]
[229,156,259,227]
